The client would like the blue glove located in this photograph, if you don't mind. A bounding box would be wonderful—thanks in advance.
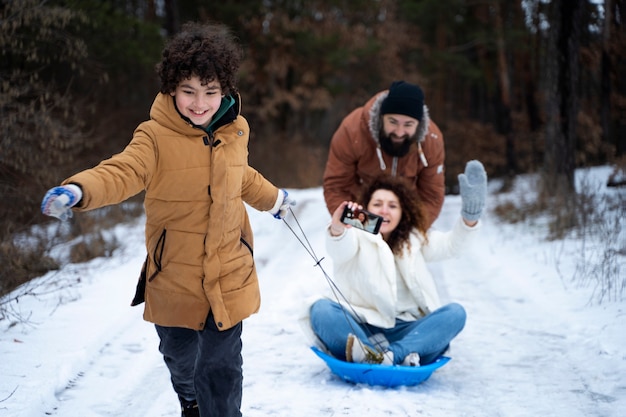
[41,184,83,221]
[458,160,487,221]
[271,189,296,219]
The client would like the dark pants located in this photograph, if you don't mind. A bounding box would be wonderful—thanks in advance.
[155,313,243,417]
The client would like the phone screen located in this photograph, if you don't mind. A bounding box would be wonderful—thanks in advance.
[340,206,383,234]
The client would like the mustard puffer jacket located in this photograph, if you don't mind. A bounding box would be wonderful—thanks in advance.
[63,93,280,331]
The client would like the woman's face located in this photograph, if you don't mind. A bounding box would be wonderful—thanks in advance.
[367,189,402,237]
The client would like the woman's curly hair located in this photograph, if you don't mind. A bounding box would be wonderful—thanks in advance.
[156,22,242,95]
[360,175,430,255]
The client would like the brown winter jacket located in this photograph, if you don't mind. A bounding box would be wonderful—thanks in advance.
[63,93,280,331]
[323,90,445,228]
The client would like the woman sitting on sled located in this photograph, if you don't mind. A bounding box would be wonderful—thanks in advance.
[309,160,487,367]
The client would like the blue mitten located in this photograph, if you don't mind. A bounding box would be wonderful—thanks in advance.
[270,189,296,219]
[41,184,83,221]
[458,160,487,221]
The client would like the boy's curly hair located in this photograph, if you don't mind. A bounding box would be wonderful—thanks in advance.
[360,175,429,255]
[156,22,242,95]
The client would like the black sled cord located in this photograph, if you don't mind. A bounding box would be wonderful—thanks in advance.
[281,208,392,361]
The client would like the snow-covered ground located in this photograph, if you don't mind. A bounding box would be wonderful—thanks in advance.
[1,167,624,416]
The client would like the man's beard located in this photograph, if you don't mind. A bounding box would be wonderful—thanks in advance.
[378,127,417,157]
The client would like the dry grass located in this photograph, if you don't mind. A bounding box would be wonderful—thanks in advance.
[0,197,144,300]
[492,168,625,304]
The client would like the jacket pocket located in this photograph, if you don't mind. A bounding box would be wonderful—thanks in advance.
[149,229,167,282]
[240,236,253,256]
[130,229,167,306]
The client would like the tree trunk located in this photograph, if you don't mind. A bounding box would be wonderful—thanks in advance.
[493,1,517,175]
[164,0,180,36]
[542,0,583,196]
[600,0,612,151]
[612,0,626,156]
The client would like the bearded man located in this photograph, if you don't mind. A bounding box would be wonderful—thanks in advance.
[323,81,445,228]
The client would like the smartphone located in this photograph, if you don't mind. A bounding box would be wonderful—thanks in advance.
[340,206,383,234]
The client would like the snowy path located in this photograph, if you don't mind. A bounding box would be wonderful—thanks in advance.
[242,189,624,417]
[1,187,624,416]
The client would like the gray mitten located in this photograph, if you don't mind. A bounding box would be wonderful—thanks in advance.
[458,160,487,221]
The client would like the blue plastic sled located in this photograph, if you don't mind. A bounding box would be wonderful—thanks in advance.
[311,346,451,388]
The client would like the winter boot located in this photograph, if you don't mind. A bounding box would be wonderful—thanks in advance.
[345,333,392,364]
[180,399,199,417]
[401,352,421,367]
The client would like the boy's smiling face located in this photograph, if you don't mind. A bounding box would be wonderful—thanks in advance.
[172,76,223,128]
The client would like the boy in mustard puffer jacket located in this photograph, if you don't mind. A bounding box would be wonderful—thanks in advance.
[41,22,294,417]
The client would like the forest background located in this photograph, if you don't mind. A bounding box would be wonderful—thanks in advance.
[0,0,625,299]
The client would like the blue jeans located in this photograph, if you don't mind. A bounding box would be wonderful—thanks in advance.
[310,299,466,365]
[155,312,243,417]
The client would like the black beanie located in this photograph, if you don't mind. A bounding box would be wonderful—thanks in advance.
[380,81,424,121]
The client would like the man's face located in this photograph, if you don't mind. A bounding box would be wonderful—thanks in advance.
[379,114,420,157]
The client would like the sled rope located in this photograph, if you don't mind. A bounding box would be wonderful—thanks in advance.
[282,209,392,361]
[280,210,357,314]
